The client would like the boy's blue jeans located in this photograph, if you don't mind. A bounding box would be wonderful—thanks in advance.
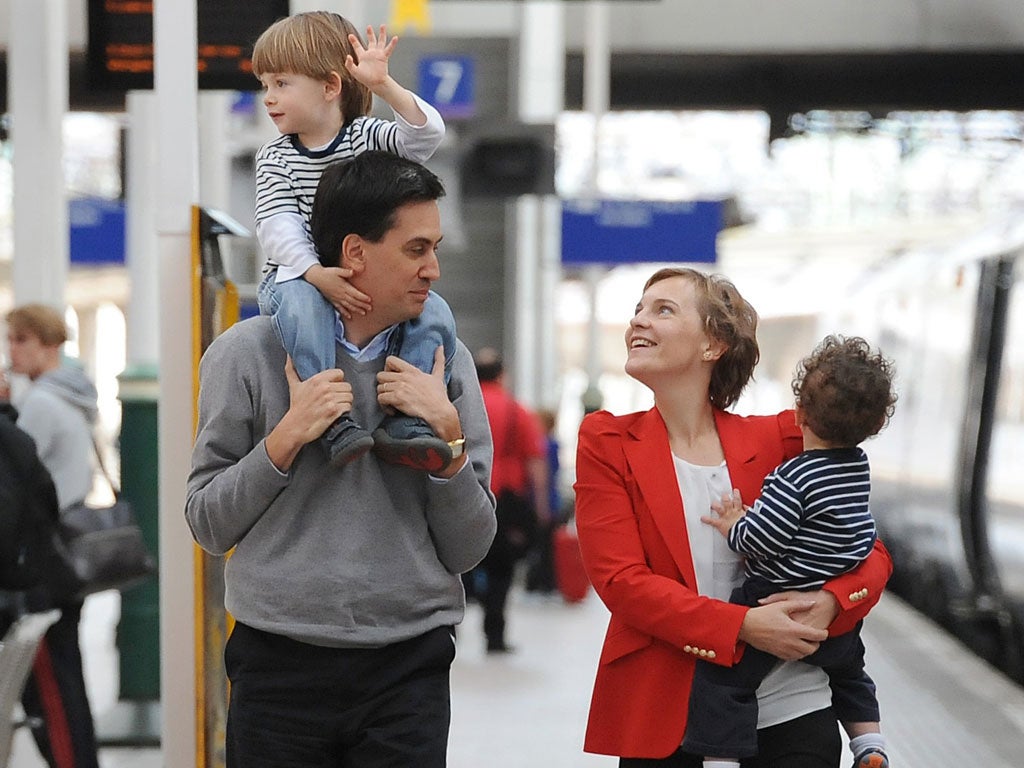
[257,271,456,385]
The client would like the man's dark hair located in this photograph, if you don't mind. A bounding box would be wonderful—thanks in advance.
[474,347,504,383]
[311,151,446,267]
[792,335,897,446]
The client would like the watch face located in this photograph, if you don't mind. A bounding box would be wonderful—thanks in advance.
[448,438,466,458]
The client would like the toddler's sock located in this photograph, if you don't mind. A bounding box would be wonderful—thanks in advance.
[849,733,887,757]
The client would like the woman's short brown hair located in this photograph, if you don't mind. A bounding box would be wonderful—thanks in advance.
[5,304,68,347]
[644,267,759,410]
[251,11,372,124]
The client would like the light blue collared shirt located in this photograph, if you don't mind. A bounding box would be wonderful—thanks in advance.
[336,319,397,361]
[335,318,466,484]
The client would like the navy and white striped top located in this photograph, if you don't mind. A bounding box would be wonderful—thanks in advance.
[255,95,444,279]
[728,447,877,590]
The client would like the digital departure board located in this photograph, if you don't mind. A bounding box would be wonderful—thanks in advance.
[87,0,289,91]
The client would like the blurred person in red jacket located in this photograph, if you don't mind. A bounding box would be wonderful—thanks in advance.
[470,348,550,653]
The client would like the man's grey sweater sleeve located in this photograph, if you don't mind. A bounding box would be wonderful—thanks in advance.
[424,343,497,574]
[185,323,290,555]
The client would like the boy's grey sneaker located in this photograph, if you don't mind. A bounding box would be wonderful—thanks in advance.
[371,414,452,472]
[321,416,374,467]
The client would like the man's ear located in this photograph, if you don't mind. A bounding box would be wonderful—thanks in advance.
[340,234,366,273]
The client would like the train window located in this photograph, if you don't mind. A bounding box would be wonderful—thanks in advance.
[988,256,1024,600]
[862,258,978,489]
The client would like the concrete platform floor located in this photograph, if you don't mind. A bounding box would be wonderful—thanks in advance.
[8,585,1024,767]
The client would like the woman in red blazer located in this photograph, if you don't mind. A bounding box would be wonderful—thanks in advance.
[574,268,892,767]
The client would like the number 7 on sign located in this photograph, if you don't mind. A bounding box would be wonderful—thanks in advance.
[418,54,475,118]
[430,60,463,103]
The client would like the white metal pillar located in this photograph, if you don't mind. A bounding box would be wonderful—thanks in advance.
[514,1,564,407]
[198,92,232,211]
[581,1,610,412]
[154,0,199,764]
[101,90,162,747]
[510,197,539,403]
[538,196,562,410]
[584,1,610,125]
[9,0,68,307]
[125,91,160,366]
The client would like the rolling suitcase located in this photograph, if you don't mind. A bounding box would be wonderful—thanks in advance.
[553,524,590,603]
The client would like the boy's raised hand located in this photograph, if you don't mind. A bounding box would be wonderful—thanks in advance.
[346,25,399,90]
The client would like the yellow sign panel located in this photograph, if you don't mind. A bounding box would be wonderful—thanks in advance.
[389,0,432,34]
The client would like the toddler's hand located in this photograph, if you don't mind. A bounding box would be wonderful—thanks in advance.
[700,488,747,536]
[309,266,372,318]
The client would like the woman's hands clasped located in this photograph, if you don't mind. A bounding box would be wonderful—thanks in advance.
[738,593,833,661]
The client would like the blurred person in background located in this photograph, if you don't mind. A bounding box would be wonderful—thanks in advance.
[471,348,550,653]
[525,408,562,596]
[573,268,892,767]
[1,303,100,768]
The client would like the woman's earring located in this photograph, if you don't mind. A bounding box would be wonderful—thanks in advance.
[703,351,712,360]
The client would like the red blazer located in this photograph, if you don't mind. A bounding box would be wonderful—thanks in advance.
[573,407,893,759]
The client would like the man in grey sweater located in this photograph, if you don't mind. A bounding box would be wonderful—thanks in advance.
[186,151,496,767]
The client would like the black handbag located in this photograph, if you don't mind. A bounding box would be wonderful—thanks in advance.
[51,436,156,601]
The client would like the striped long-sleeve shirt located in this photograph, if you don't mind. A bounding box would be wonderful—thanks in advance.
[728,447,877,590]
[255,95,445,281]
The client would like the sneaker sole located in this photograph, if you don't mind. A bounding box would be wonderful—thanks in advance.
[328,435,375,468]
[855,753,889,768]
[372,430,452,472]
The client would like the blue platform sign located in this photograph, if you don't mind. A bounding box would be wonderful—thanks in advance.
[418,55,475,119]
[69,198,126,265]
[561,199,723,265]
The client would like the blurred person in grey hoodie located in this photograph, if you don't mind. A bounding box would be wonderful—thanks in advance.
[2,303,100,768]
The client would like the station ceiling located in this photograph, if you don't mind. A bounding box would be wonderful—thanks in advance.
[0,48,1020,119]
[564,51,1024,136]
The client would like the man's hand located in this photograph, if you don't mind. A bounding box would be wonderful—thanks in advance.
[376,347,466,478]
[761,589,840,632]
[376,346,459,440]
[701,488,747,537]
[265,357,355,471]
[304,264,372,319]
[738,598,829,660]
